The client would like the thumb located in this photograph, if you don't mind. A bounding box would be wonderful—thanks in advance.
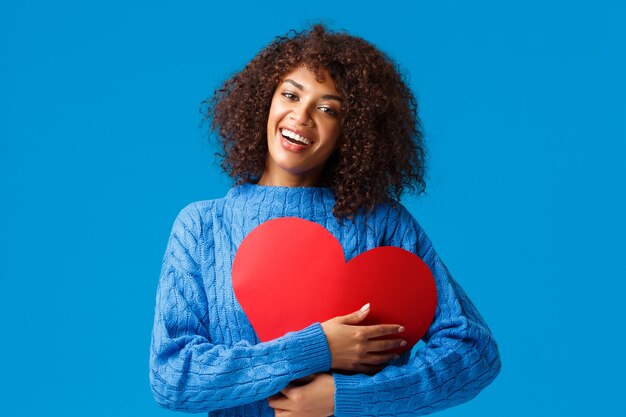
[280,384,297,398]
[340,303,370,325]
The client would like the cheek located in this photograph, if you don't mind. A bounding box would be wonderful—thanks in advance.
[267,96,280,118]
[267,105,277,126]
[323,124,341,148]
[268,101,288,128]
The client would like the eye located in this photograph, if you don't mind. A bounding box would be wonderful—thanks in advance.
[319,106,338,117]
[281,92,298,101]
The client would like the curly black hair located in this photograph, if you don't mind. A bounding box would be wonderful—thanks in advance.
[203,23,426,221]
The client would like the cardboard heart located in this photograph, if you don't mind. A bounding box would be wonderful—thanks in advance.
[232,217,437,353]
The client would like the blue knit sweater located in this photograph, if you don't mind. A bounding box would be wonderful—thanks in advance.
[149,183,501,416]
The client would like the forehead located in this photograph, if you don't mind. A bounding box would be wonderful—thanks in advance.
[279,65,339,93]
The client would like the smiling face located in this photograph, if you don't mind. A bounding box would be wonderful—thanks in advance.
[258,65,343,187]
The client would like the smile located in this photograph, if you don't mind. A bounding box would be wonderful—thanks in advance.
[281,128,311,145]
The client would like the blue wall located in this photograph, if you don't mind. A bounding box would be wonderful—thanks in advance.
[1,1,624,415]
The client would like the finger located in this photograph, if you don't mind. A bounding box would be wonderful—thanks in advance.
[271,408,289,417]
[291,375,315,386]
[339,303,370,324]
[279,383,298,397]
[268,392,286,401]
[367,338,408,352]
[269,395,292,410]
[359,324,405,338]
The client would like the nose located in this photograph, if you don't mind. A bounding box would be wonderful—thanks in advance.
[289,105,312,126]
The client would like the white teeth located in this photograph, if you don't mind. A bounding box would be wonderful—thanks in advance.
[281,128,311,145]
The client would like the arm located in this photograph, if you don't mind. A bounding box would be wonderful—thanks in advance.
[331,205,502,416]
[149,203,331,413]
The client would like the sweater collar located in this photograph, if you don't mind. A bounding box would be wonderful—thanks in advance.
[224,182,336,218]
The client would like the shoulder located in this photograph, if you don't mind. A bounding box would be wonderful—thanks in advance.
[168,197,225,248]
[367,200,421,235]
[371,201,434,262]
[172,200,213,230]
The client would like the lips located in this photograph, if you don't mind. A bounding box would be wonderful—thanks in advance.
[279,127,313,145]
[277,130,308,153]
[275,125,316,155]
[282,132,308,146]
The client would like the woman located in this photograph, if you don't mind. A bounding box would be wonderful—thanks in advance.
[150,24,501,416]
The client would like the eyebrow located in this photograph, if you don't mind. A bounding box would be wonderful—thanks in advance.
[283,79,344,103]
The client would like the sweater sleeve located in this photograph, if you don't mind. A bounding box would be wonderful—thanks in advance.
[332,205,501,416]
[149,202,332,413]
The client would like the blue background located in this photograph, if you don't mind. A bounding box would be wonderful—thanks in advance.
[2,1,624,415]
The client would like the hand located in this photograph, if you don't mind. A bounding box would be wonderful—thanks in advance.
[321,303,406,374]
[268,373,335,417]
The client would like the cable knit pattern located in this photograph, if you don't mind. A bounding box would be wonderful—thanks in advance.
[149,183,501,416]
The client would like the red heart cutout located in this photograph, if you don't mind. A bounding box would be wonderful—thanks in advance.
[232,217,437,353]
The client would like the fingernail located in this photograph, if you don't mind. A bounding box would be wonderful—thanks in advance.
[360,303,370,312]
[398,326,405,333]
[400,340,407,347]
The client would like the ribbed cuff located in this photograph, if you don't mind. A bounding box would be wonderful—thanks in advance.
[333,373,367,416]
[280,322,332,377]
